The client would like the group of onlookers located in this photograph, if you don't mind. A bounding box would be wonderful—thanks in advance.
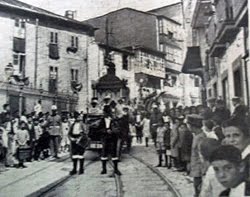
[0,100,76,171]
[140,96,250,197]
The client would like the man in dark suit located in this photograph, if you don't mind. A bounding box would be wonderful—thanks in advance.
[99,105,122,175]
[231,97,247,122]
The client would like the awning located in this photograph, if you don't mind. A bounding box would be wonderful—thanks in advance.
[182,46,203,77]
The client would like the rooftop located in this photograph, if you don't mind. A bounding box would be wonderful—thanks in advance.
[0,0,94,32]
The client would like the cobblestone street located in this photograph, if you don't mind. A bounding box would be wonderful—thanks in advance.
[36,142,193,197]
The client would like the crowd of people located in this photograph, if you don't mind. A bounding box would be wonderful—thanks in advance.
[0,100,77,171]
[141,96,250,197]
[1,95,250,196]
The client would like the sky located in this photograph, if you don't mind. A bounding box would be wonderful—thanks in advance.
[20,0,181,20]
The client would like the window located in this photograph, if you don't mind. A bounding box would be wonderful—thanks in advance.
[171,76,177,86]
[122,55,128,70]
[213,83,217,97]
[13,53,25,76]
[166,46,174,62]
[50,32,58,44]
[208,89,212,97]
[71,36,78,48]
[14,19,25,38]
[159,19,163,34]
[168,31,173,39]
[71,69,79,82]
[15,19,25,28]
[233,69,243,97]
[159,44,164,52]
[222,77,229,108]
[194,77,200,87]
[49,66,58,93]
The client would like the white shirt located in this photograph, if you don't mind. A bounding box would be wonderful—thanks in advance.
[229,182,245,197]
[104,117,111,129]
[34,103,42,115]
[200,166,226,197]
[242,144,250,159]
[72,122,81,135]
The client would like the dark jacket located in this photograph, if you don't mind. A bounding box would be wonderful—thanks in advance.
[98,117,120,140]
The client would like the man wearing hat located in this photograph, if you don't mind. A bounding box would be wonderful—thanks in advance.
[206,97,216,112]
[212,99,230,125]
[68,112,88,175]
[46,106,61,159]
[231,96,247,122]
[186,114,207,197]
[89,98,102,115]
[98,105,122,175]
[150,104,162,146]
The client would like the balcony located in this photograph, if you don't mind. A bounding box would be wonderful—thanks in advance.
[215,0,239,43]
[192,0,214,28]
[134,60,165,79]
[232,0,248,27]
[210,42,226,57]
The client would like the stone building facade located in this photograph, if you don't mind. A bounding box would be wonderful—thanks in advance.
[0,0,95,114]
[186,0,248,111]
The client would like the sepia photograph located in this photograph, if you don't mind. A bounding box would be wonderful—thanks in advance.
[0,0,249,196]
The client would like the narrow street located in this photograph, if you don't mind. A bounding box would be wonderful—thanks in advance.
[37,143,192,197]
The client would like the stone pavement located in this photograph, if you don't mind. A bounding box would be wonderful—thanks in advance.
[0,153,71,197]
[0,140,194,197]
[130,141,194,197]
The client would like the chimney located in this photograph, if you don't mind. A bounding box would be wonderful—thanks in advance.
[65,10,76,19]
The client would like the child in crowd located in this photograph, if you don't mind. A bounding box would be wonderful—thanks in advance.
[155,118,168,167]
[210,145,250,196]
[135,111,143,144]
[33,118,43,160]
[61,117,70,152]
[199,138,225,197]
[39,119,50,159]
[164,121,171,168]
[178,123,192,172]
[16,121,30,168]
[142,113,150,147]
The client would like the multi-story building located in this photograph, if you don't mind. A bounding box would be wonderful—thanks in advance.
[185,0,248,111]
[85,4,201,108]
[0,0,95,114]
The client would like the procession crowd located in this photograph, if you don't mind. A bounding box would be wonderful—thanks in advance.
[0,95,250,197]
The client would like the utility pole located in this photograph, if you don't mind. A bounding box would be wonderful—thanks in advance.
[104,17,115,74]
